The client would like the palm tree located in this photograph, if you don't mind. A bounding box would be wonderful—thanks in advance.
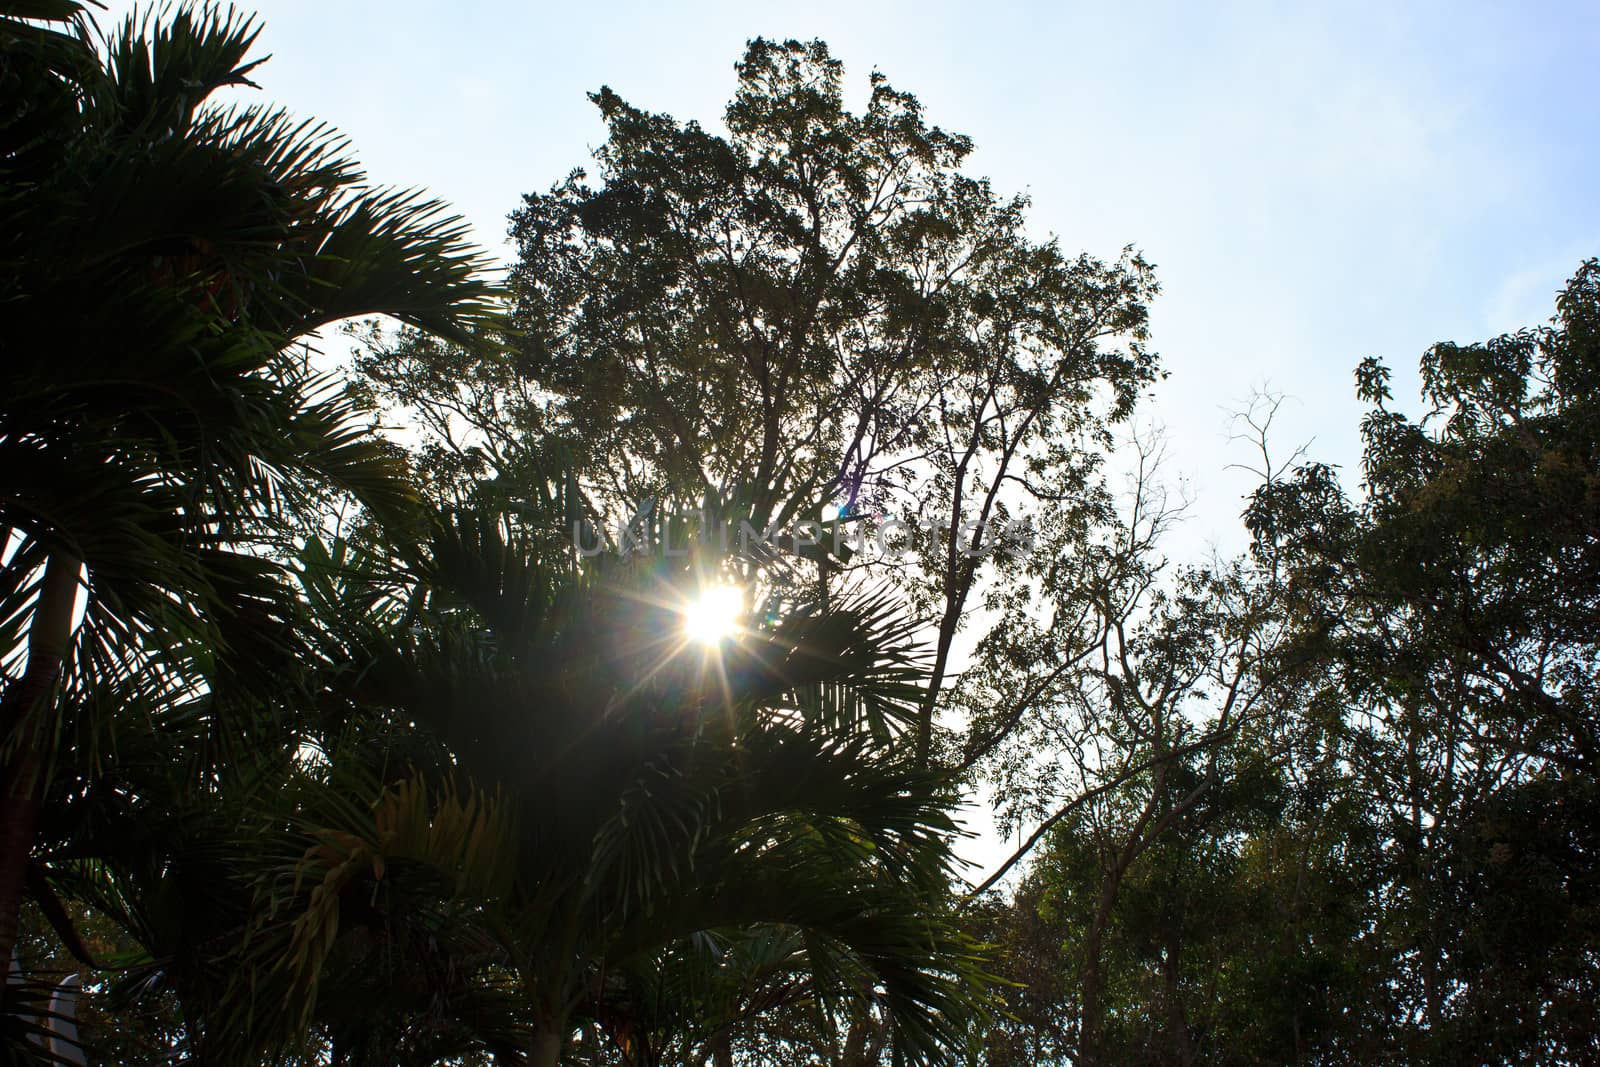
[26,497,987,1064]
[26,536,463,1065]
[208,504,988,1066]
[0,0,497,979]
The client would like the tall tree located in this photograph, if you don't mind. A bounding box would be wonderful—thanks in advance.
[356,37,1160,763]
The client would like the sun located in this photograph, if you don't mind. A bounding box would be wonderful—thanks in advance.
[682,583,743,646]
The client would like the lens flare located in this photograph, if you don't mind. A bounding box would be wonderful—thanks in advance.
[682,584,743,645]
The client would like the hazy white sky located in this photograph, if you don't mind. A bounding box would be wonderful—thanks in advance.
[98,0,1597,553]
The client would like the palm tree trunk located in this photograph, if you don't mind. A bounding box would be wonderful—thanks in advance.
[0,553,78,985]
[528,1018,566,1067]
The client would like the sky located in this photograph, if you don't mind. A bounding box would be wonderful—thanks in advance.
[126,0,1595,554]
[92,0,1600,871]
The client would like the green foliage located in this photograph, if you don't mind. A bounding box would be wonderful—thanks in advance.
[971,260,1600,1067]
[1,0,494,1058]
[13,4,1597,1065]
[1239,259,1600,1063]
[0,0,498,739]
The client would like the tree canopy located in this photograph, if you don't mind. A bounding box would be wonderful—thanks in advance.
[4,5,1599,1066]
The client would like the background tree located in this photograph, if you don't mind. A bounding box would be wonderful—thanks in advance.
[1235,257,1600,1062]
[965,260,1600,1066]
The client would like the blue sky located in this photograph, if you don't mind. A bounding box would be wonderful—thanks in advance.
[115,0,1598,553]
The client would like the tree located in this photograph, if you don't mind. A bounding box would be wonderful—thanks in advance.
[199,502,985,1066]
[1237,259,1600,1062]
[0,0,496,987]
[963,264,1600,1065]
[356,36,1160,764]
[966,555,1299,1066]
[973,712,1388,1067]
